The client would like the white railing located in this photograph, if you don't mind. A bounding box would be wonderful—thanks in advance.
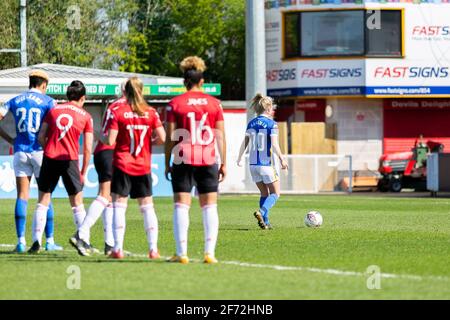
[220,154,353,194]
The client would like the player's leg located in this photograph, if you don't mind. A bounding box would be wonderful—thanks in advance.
[255,181,269,229]
[138,197,159,259]
[13,152,32,252]
[15,177,31,252]
[62,160,95,256]
[110,193,127,259]
[80,150,114,255]
[28,191,51,254]
[196,165,220,264]
[60,160,87,228]
[109,167,132,259]
[44,203,64,251]
[168,164,193,263]
[31,151,62,251]
[260,178,281,229]
[77,191,109,245]
[29,156,61,253]
[249,166,268,229]
[133,174,159,259]
[99,181,114,255]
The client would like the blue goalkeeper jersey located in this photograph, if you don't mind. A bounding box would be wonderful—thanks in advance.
[0,89,55,153]
[246,114,278,166]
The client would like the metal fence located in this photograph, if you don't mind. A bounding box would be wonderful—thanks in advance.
[223,154,353,194]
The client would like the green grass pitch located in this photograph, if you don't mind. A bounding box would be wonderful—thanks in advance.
[0,195,449,299]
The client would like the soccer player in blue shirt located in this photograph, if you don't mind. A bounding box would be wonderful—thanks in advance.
[237,94,288,229]
[0,70,63,252]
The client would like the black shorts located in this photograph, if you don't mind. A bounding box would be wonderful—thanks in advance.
[38,157,82,196]
[111,167,153,199]
[94,149,113,183]
[171,163,219,194]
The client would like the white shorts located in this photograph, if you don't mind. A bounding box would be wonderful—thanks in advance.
[13,151,44,178]
[249,165,279,184]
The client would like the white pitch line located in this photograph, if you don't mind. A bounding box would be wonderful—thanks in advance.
[219,260,429,281]
[1,243,448,282]
[121,251,449,282]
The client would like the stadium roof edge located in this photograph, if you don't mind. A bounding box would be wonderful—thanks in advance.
[0,63,184,85]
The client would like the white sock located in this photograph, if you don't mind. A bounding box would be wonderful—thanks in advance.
[72,205,87,229]
[78,196,108,243]
[113,202,127,252]
[32,204,48,245]
[46,237,54,245]
[202,204,219,257]
[140,204,158,252]
[19,236,26,245]
[173,203,190,257]
[102,203,114,247]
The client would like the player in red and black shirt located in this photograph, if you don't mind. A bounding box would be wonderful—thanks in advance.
[29,81,94,254]
[165,56,227,264]
[97,77,165,259]
[74,84,126,256]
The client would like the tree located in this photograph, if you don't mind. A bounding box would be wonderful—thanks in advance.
[122,0,246,100]
[0,1,20,69]
[0,0,246,100]
[0,0,135,70]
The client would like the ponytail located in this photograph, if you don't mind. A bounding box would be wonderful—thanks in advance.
[125,77,148,116]
[251,93,274,115]
[180,56,207,90]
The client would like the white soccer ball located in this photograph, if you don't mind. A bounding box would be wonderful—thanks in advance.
[304,211,323,228]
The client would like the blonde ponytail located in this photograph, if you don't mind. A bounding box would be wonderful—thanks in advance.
[125,77,148,116]
[251,93,274,115]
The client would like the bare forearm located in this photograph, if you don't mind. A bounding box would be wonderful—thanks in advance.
[81,133,93,175]
[217,135,226,166]
[237,137,249,161]
[100,135,112,146]
[165,140,175,167]
[0,127,14,145]
[81,150,91,176]
[153,127,166,146]
[165,123,175,167]
[38,134,47,148]
[271,137,284,161]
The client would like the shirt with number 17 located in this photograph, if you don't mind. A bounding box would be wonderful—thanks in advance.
[107,103,162,176]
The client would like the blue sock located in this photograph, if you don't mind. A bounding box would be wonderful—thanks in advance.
[259,196,267,209]
[260,196,269,223]
[45,202,55,239]
[15,199,28,242]
[260,194,279,223]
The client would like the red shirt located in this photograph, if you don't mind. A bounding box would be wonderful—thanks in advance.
[167,91,224,166]
[108,103,162,176]
[43,102,94,161]
[94,97,126,154]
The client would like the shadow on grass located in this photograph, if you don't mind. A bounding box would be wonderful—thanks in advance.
[0,251,171,265]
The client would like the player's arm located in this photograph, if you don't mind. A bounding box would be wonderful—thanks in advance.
[215,120,227,182]
[38,122,49,148]
[99,128,118,146]
[0,102,14,145]
[81,132,94,180]
[0,126,14,145]
[152,126,166,145]
[164,122,176,180]
[271,134,288,170]
[237,135,250,167]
